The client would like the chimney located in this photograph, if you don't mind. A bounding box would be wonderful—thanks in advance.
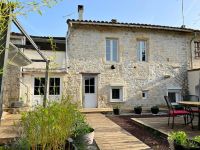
[111,19,117,23]
[78,5,84,20]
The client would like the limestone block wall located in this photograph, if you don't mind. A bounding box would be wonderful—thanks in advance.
[66,24,191,108]
[3,64,20,107]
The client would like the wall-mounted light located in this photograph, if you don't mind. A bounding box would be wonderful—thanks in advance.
[111,65,115,69]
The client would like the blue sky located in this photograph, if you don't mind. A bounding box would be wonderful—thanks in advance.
[12,0,200,37]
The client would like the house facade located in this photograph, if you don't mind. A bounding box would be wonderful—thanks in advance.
[6,8,200,109]
[65,19,200,109]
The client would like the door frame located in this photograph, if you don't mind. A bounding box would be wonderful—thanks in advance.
[82,74,98,108]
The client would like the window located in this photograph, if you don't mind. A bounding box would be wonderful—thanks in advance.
[137,40,147,61]
[84,77,95,93]
[194,41,200,58]
[49,78,60,95]
[168,89,181,103]
[34,78,45,95]
[106,38,118,62]
[110,86,123,102]
[142,91,148,99]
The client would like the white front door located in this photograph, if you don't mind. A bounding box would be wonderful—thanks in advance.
[83,76,97,108]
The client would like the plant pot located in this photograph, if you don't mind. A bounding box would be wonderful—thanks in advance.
[82,128,94,145]
[113,108,120,115]
[174,140,200,150]
[151,108,159,114]
[134,108,142,114]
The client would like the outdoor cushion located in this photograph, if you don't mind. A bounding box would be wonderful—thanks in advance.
[170,110,190,116]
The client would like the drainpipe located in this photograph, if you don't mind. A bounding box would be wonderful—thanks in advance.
[65,25,71,71]
[189,32,197,69]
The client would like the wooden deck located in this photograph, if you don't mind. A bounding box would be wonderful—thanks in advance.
[80,108,113,113]
[132,116,200,138]
[86,113,150,150]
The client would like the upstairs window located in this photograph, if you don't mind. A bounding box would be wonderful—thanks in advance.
[194,41,200,58]
[137,40,147,61]
[106,39,118,62]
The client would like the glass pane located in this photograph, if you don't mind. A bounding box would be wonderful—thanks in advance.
[55,78,60,86]
[85,78,90,85]
[112,40,118,61]
[40,87,44,95]
[34,87,39,95]
[168,92,176,102]
[112,89,120,99]
[40,78,45,87]
[106,39,111,61]
[90,86,95,93]
[90,78,95,86]
[50,78,54,86]
[49,87,54,95]
[34,78,40,86]
[85,86,89,93]
[55,87,60,95]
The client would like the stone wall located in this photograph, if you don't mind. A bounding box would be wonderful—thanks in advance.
[66,24,192,108]
[3,64,20,107]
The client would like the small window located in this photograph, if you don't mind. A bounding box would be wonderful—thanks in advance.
[34,78,45,95]
[110,86,123,102]
[168,89,181,103]
[49,78,60,95]
[194,41,200,58]
[137,40,147,61]
[142,91,148,99]
[106,38,118,62]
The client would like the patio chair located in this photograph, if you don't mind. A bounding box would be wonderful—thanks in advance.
[183,95,200,121]
[164,96,193,129]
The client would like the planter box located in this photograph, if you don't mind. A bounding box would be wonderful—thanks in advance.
[173,140,200,150]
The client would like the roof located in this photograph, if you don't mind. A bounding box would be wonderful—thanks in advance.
[11,32,65,51]
[67,19,200,33]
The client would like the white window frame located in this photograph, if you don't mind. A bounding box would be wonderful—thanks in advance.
[34,77,45,95]
[33,77,61,96]
[49,77,61,96]
[142,91,148,99]
[110,86,124,102]
[137,40,147,62]
[167,89,182,103]
[106,38,119,62]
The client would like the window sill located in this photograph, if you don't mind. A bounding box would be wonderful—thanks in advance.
[110,100,125,103]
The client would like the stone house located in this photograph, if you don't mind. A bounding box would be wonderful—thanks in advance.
[6,6,200,109]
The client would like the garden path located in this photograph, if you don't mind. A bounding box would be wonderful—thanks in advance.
[86,113,151,150]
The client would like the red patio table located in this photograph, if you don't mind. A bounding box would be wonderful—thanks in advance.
[178,101,200,130]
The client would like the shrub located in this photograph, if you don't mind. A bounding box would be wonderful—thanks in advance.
[20,96,84,150]
[134,106,142,114]
[151,105,159,114]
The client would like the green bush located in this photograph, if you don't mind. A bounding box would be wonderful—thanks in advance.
[20,96,84,150]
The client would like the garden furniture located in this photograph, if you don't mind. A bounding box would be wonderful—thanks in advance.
[164,96,193,129]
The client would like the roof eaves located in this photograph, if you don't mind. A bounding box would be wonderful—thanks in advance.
[67,19,199,33]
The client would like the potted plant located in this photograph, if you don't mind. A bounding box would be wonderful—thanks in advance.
[73,119,95,145]
[168,131,200,150]
[113,105,120,115]
[151,105,159,114]
[134,106,142,114]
